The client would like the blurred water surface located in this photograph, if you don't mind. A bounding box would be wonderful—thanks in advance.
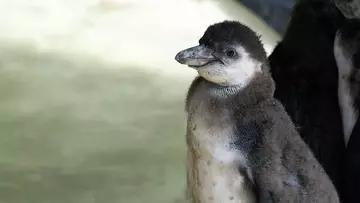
[0,0,278,202]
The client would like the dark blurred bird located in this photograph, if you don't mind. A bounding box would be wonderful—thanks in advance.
[333,1,360,202]
[334,17,360,203]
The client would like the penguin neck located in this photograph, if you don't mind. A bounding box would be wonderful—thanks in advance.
[206,71,275,107]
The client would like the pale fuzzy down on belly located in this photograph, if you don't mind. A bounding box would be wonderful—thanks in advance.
[193,158,256,203]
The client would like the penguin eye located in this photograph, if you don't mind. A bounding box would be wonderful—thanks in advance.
[225,49,236,57]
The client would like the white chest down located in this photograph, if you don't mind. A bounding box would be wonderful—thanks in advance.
[189,119,256,203]
[334,39,359,146]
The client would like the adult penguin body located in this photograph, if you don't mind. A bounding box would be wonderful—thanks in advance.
[333,1,360,202]
[334,18,360,203]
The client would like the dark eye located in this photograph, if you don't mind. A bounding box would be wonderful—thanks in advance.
[226,49,236,57]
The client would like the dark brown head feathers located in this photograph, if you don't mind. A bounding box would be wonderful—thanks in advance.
[199,20,267,62]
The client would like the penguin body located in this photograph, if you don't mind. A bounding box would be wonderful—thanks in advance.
[334,19,360,146]
[175,20,340,203]
[334,18,360,203]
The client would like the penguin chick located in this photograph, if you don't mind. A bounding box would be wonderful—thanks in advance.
[334,19,360,146]
[334,19,360,203]
[335,0,360,19]
[175,20,340,203]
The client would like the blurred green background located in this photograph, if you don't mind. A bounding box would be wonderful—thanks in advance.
[0,0,279,202]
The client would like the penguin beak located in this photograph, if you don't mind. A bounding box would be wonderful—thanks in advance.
[175,45,217,68]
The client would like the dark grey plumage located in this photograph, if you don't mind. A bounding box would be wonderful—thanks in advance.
[175,21,339,203]
[334,17,360,203]
[335,0,360,19]
[269,0,345,197]
[334,18,360,145]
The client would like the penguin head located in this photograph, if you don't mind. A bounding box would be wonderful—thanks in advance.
[175,20,267,87]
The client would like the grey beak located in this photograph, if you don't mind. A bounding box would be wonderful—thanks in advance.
[175,45,216,67]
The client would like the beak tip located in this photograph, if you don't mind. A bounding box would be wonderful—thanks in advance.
[175,52,183,64]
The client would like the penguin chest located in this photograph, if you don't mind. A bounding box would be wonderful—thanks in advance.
[193,158,256,203]
[338,78,358,145]
[187,117,255,203]
[334,39,358,146]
